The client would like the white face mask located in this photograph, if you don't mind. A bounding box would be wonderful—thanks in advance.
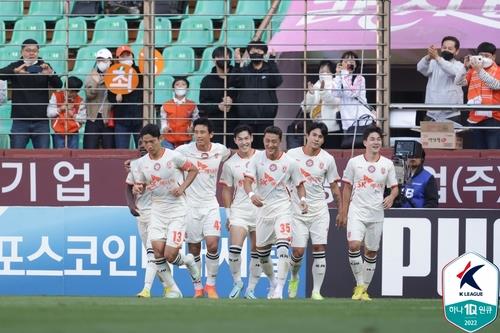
[175,88,187,97]
[482,57,494,68]
[97,61,110,72]
[24,59,37,66]
[319,74,333,81]
[120,59,133,66]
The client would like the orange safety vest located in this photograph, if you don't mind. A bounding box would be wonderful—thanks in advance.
[466,63,500,124]
[162,98,197,145]
[52,92,83,134]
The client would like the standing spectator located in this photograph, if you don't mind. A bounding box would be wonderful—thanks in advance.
[108,46,143,149]
[47,76,86,149]
[302,60,342,148]
[160,77,199,149]
[199,47,238,145]
[231,41,283,149]
[83,48,115,149]
[417,36,464,125]
[0,39,62,148]
[456,42,500,149]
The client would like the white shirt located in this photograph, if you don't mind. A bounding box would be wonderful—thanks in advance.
[301,78,341,132]
[342,154,398,222]
[126,158,152,213]
[176,142,231,207]
[219,150,259,217]
[287,147,340,214]
[245,151,305,216]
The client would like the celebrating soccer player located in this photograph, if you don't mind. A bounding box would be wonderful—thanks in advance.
[340,126,398,301]
[287,122,343,300]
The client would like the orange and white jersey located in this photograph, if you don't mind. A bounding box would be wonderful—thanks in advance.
[245,151,304,216]
[176,142,231,207]
[133,149,193,217]
[342,154,398,222]
[287,147,340,213]
[219,150,260,217]
[126,158,152,213]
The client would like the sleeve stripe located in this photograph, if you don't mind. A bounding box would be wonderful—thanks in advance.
[243,173,255,180]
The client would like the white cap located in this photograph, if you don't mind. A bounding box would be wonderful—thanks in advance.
[96,48,112,59]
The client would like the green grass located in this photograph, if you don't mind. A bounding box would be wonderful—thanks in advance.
[0,297,498,333]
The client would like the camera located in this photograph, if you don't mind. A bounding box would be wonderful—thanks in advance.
[26,65,43,73]
[469,55,483,67]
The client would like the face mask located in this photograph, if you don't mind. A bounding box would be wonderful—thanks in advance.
[97,61,110,73]
[319,74,332,81]
[249,53,264,65]
[175,88,187,97]
[120,59,133,66]
[24,59,37,66]
[216,60,230,69]
[441,51,454,61]
[482,57,494,68]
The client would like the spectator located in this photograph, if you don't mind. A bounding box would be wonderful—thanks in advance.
[47,76,86,149]
[456,42,500,149]
[199,46,238,145]
[160,77,199,149]
[105,1,142,15]
[108,45,143,149]
[83,48,115,149]
[231,41,283,149]
[155,0,188,15]
[417,36,464,125]
[0,39,63,149]
[302,60,342,148]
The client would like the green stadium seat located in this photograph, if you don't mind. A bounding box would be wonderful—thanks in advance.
[10,18,47,46]
[0,0,23,22]
[28,0,64,22]
[132,17,172,54]
[0,101,12,149]
[217,16,255,48]
[90,16,128,48]
[51,17,88,49]
[193,0,230,20]
[0,21,5,46]
[0,46,22,68]
[175,16,214,47]
[162,46,195,75]
[235,0,270,19]
[154,74,174,105]
[195,46,234,74]
[39,46,68,76]
[187,75,204,104]
[70,46,102,81]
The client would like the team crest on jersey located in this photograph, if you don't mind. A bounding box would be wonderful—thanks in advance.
[381,167,386,174]
[319,162,324,169]
[154,163,161,171]
[306,159,314,167]
[269,163,277,171]
[201,152,209,159]
[368,165,376,173]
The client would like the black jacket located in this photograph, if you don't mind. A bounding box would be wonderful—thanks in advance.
[230,59,283,124]
[107,63,143,126]
[0,59,62,121]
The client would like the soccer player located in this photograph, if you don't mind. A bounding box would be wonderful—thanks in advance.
[219,125,263,299]
[340,126,398,301]
[286,122,343,300]
[243,126,307,299]
[131,124,200,297]
[176,118,232,298]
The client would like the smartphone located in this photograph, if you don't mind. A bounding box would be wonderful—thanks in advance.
[27,65,43,73]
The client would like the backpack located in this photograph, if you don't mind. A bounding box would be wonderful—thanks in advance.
[72,0,103,16]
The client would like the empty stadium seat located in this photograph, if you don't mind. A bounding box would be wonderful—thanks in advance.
[132,17,172,53]
[0,0,23,22]
[28,0,64,22]
[154,74,174,105]
[70,46,101,81]
[90,16,128,48]
[217,16,255,48]
[39,46,68,75]
[51,17,88,49]
[193,0,229,20]
[235,0,270,19]
[0,101,12,149]
[0,46,21,68]
[162,46,195,75]
[175,16,214,47]
[187,75,204,103]
[10,18,47,46]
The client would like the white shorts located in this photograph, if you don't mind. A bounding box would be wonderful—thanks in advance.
[256,211,292,247]
[136,210,151,249]
[148,212,186,249]
[291,207,329,248]
[185,206,221,243]
[346,218,383,251]
[229,213,256,233]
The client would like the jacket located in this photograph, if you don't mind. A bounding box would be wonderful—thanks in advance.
[84,68,112,124]
[47,91,86,133]
[400,166,439,208]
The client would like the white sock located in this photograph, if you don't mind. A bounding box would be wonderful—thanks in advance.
[312,251,326,293]
[144,249,157,290]
[154,258,174,288]
[247,251,262,291]
[289,253,303,280]
[257,248,275,281]
[276,241,290,288]
[205,252,219,286]
[363,255,377,288]
[193,255,202,288]
[349,250,364,286]
[171,252,193,267]
[229,245,242,284]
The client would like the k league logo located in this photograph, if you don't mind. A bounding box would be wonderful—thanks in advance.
[442,252,499,333]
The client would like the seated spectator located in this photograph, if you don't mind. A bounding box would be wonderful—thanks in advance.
[231,41,283,149]
[108,45,143,149]
[155,0,188,15]
[84,48,115,149]
[302,60,342,148]
[456,42,500,149]
[105,1,142,15]
[417,36,464,125]
[0,39,62,149]
[71,0,103,16]
[199,46,238,145]
[160,77,199,149]
[47,76,86,149]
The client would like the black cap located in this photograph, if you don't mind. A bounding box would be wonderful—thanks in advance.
[67,76,83,90]
[22,39,39,48]
[477,42,496,55]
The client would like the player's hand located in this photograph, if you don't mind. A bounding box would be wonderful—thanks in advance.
[124,159,131,172]
[250,194,264,207]
[129,205,140,217]
[383,196,395,209]
[170,186,185,197]
[133,183,145,195]
[14,63,28,74]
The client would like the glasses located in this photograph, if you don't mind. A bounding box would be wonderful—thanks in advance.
[23,48,39,53]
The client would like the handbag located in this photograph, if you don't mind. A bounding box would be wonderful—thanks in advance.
[340,114,375,149]
[286,108,311,149]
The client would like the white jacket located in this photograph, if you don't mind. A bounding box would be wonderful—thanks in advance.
[301,78,341,132]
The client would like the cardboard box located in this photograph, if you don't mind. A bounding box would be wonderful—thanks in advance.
[420,121,463,149]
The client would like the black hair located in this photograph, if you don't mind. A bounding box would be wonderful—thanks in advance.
[306,122,328,137]
[233,124,253,138]
[193,117,214,133]
[67,76,83,91]
[341,51,361,74]
[362,125,383,141]
[477,42,496,55]
[264,125,282,141]
[318,60,335,74]
[247,40,268,54]
[442,36,460,50]
[22,39,39,49]
[212,46,233,59]
[140,123,161,138]
[172,76,189,88]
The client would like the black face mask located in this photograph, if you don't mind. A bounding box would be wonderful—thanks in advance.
[249,53,264,65]
[441,51,454,61]
[215,60,230,69]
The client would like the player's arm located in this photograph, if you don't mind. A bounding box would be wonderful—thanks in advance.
[383,185,399,209]
[340,181,352,227]
[172,162,198,197]
[329,181,343,226]
[221,184,233,230]
[244,176,263,207]
[125,184,140,217]
[295,182,308,214]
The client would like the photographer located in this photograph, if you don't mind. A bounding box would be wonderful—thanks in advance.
[397,143,439,208]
